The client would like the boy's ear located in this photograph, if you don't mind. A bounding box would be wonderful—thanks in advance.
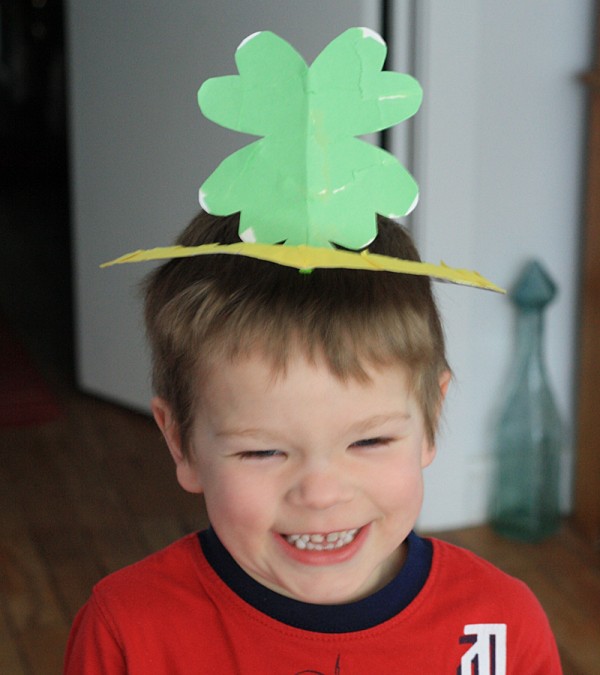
[151,397,204,494]
[434,368,452,435]
[421,369,452,468]
[439,369,451,402]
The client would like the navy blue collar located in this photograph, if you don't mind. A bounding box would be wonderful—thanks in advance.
[199,528,432,633]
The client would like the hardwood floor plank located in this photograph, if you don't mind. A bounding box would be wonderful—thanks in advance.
[139,515,201,554]
[0,606,27,675]
[0,527,70,673]
[0,446,71,672]
[28,524,106,620]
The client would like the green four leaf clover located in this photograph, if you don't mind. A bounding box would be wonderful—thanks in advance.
[198,28,422,250]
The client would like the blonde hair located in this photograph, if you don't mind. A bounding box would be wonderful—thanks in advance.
[144,211,449,454]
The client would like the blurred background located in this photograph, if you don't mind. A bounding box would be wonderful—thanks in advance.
[0,1,598,673]
[0,0,71,378]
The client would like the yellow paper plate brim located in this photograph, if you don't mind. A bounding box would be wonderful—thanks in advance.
[101,242,504,293]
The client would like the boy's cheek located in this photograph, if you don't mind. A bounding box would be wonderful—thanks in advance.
[204,478,274,531]
[209,479,263,515]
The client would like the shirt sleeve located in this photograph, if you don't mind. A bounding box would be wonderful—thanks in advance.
[511,580,563,674]
[63,597,127,675]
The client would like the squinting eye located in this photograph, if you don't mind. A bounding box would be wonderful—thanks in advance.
[351,437,392,448]
[239,450,282,460]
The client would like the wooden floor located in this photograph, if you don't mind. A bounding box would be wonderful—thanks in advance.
[1,378,599,674]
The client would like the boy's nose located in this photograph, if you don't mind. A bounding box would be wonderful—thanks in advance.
[287,463,354,510]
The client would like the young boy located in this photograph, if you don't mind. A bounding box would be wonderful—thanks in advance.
[64,210,561,673]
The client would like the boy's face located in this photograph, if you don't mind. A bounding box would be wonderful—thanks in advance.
[154,353,446,605]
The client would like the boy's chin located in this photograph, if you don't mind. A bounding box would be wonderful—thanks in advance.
[263,560,401,605]
[271,573,382,605]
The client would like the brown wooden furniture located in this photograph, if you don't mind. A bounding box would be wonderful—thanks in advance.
[574,6,600,550]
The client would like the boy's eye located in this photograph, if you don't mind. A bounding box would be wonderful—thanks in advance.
[351,437,392,448]
[238,449,283,460]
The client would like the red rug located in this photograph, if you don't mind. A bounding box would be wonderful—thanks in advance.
[0,320,62,427]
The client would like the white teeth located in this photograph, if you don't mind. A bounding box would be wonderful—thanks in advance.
[285,529,359,551]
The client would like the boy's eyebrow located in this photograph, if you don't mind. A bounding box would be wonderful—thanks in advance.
[214,427,274,440]
[348,412,411,436]
[214,413,411,440]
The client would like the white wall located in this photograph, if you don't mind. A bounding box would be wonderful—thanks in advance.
[397,0,594,529]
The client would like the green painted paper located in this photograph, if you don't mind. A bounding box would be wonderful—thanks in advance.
[197,28,422,250]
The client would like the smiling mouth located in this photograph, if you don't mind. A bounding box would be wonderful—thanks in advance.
[284,528,360,551]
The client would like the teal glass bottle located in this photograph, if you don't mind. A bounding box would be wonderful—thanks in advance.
[491,261,562,541]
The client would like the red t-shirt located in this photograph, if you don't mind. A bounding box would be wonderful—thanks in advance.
[64,533,561,674]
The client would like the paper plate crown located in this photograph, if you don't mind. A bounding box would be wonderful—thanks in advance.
[103,28,503,293]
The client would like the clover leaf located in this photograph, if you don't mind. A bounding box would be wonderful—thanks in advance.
[198,28,422,250]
